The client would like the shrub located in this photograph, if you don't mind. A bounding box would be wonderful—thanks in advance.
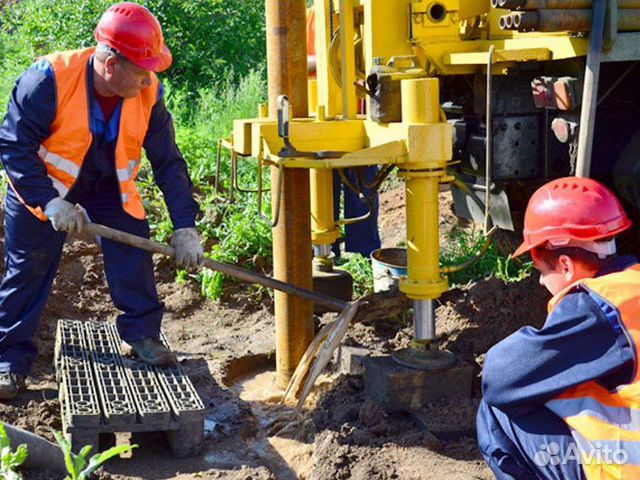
[0,0,265,112]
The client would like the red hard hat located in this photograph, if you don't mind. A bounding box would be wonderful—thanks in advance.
[94,2,172,72]
[512,176,632,258]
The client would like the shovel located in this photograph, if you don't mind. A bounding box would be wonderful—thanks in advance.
[83,222,360,412]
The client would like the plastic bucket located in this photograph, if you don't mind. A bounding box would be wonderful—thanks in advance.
[370,247,407,293]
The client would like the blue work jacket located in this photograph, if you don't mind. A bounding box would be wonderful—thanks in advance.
[482,255,639,418]
[0,56,199,229]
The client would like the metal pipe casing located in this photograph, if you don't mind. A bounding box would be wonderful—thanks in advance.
[496,0,640,10]
[401,78,440,124]
[414,300,436,341]
[313,244,333,258]
[266,0,314,389]
[501,9,640,32]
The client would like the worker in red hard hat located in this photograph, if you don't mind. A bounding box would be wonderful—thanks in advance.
[477,176,640,479]
[0,3,203,400]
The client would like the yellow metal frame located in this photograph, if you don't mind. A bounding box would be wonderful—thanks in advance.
[231,0,628,304]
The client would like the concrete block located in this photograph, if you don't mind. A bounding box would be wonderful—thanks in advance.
[363,356,473,412]
[166,420,205,458]
[335,346,369,375]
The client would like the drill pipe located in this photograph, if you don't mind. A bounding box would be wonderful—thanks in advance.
[492,0,640,10]
[501,9,640,31]
[266,0,314,390]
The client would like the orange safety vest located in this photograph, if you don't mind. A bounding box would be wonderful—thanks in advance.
[17,47,158,221]
[545,263,640,479]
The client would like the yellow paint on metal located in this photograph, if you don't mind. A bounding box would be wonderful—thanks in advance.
[415,36,588,74]
[308,78,319,115]
[444,47,551,65]
[362,0,413,78]
[310,169,340,244]
[399,173,449,300]
[262,140,405,169]
[315,0,343,117]
[249,119,367,159]
[406,123,453,168]
[401,78,440,124]
[339,0,358,118]
[233,117,274,156]
[397,77,449,302]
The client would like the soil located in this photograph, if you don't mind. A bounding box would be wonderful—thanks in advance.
[0,186,551,480]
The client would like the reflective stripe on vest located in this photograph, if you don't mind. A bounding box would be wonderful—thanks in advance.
[18,47,158,221]
[545,264,640,479]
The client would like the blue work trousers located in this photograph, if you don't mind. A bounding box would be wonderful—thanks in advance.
[333,166,381,257]
[477,399,586,480]
[0,188,163,375]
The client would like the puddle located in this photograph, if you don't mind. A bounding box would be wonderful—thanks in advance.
[226,367,317,480]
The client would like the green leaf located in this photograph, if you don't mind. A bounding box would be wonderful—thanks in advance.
[8,444,27,468]
[52,430,77,480]
[0,424,10,449]
[84,444,138,476]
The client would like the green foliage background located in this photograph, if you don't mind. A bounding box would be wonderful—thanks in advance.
[0,0,529,301]
[0,0,265,110]
[0,0,273,299]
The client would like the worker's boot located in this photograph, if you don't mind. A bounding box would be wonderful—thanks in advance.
[0,372,25,401]
[127,338,177,366]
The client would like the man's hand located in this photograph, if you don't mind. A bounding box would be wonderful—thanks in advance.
[171,228,204,268]
[44,198,86,233]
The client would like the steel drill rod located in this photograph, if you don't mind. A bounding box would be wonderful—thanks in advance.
[493,0,640,10]
[83,222,348,313]
[500,9,640,31]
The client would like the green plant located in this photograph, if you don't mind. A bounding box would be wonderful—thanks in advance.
[52,430,137,480]
[336,253,374,297]
[440,227,532,286]
[0,0,266,113]
[0,424,27,480]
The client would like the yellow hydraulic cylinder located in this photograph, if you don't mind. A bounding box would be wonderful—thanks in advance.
[310,168,340,246]
[404,176,442,293]
[399,78,449,303]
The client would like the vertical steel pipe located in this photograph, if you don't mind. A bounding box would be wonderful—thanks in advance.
[576,0,606,177]
[266,0,314,389]
[414,299,436,341]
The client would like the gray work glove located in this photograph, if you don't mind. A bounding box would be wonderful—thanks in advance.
[44,197,86,233]
[171,228,204,268]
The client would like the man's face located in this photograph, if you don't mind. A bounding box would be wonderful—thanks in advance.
[105,56,153,98]
[532,251,568,296]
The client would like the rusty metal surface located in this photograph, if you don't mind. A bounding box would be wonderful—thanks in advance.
[266,0,315,389]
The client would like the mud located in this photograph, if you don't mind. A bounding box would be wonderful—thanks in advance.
[0,187,551,479]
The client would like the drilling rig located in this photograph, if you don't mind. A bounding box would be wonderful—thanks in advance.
[229,0,640,408]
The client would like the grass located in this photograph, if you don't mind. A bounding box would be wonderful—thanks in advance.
[138,71,273,300]
[441,227,533,287]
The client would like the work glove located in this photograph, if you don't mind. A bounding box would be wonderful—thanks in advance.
[171,228,204,268]
[44,197,86,233]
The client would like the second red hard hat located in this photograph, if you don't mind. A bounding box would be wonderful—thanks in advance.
[94,2,172,73]
[512,177,632,258]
